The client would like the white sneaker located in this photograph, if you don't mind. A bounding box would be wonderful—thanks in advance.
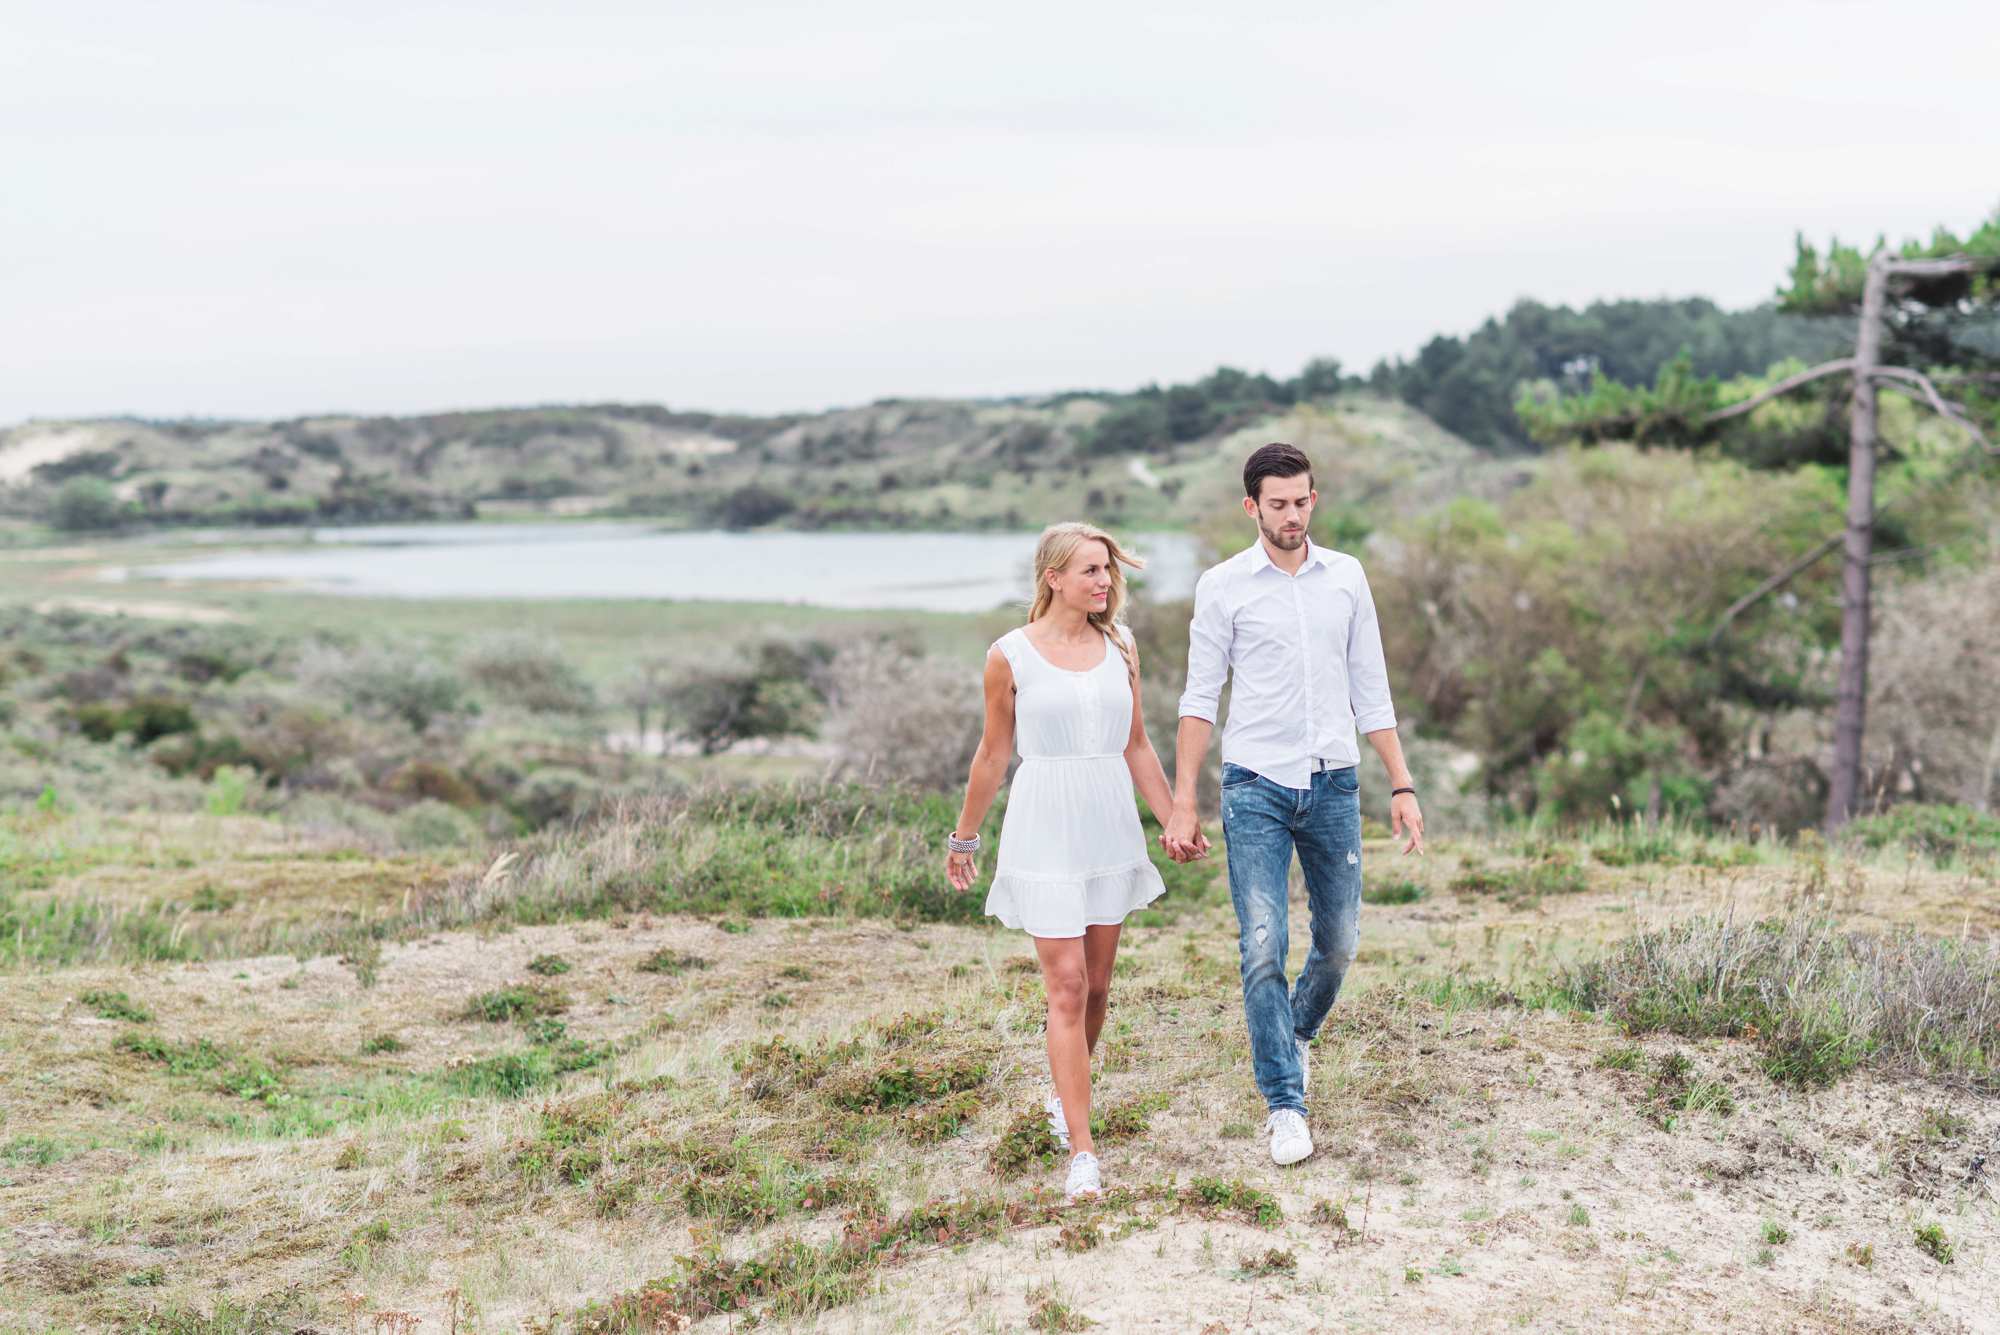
[1065,1151,1102,1201]
[1295,1036,1312,1090]
[1045,1092,1070,1151]
[1267,1109,1313,1166]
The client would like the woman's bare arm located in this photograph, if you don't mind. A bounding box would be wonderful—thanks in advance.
[1121,652,1177,831]
[947,647,1016,890]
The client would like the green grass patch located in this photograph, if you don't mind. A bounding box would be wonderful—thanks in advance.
[441,1039,610,1099]
[822,1050,989,1112]
[1449,856,1588,906]
[117,1032,226,1074]
[1845,804,2000,866]
[1179,1177,1283,1227]
[637,949,710,975]
[990,1105,1064,1179]
[462,983,569,1023]
[2,1135,66,1166]
[81,988,153,1022]
[1366,878,1426,905]
[900,1089,981,1144]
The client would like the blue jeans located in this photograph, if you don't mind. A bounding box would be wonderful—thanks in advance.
[1220,761,1362,1116]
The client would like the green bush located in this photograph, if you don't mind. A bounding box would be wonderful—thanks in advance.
[461,634,597,714]
[72,694,198,746]
[204,765,254,816]
[322,647,476,732]
[394,799,482,850]
[1531,711,1709,824]
[722,483,795,529]
[662,639,833,755]
[47,477,128,531]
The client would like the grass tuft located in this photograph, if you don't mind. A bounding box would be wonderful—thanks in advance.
[80,989,152,1023]
[1367,878,1426,905]
[462,983,569,1023]
[1914,1222,1954,1264]
[637,949,710,976]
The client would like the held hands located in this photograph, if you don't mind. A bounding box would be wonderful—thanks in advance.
[1160,809,1211,863]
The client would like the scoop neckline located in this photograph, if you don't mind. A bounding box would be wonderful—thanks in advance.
[1016,625,1110,675]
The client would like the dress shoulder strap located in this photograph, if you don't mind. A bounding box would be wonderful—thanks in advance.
[990,627,1028,674]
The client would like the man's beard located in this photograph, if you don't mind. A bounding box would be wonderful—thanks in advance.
[1259,519,1307,551]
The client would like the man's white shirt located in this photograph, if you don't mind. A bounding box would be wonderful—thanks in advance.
[1176,538,1397,790]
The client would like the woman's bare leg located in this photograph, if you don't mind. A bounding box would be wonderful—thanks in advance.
[1082,922,1122,1055]
[1034,934,1094,1154]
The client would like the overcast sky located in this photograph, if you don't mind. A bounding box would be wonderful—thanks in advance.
[2,0,1991,425]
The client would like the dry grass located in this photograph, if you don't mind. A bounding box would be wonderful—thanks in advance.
[2,829,1997,1333]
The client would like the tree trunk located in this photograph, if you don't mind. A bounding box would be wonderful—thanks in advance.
[1825,257,1891,832]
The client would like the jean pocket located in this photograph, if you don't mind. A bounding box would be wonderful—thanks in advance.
[1221,764,1258,789]
[1329,766,1359,794]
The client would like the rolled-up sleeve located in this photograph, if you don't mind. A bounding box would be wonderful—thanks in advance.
[1177,567,1231,723]
[1347,566,1398,734]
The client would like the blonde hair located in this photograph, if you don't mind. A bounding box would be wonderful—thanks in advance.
[1027,522,1145,683]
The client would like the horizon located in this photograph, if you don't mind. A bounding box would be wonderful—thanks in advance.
[5,0,1993,428]
[0,287,1872,431]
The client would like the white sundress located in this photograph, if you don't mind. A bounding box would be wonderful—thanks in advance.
[983,624,1167,937]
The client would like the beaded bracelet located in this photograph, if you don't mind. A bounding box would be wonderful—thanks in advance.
[947,831,981,855]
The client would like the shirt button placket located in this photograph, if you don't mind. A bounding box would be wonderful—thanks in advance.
[1293,580,1314,781]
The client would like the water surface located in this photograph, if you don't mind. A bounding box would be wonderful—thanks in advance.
[135,523,1202,613]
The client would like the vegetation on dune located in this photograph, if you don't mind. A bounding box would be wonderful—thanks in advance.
[1563,913,2000,1088]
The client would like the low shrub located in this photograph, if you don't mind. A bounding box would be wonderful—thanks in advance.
[1564,912,2000,1087]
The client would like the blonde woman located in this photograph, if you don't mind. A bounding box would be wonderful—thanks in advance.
[946,522,1206,1201]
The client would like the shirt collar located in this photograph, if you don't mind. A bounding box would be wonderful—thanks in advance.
[1245,537,1333,575]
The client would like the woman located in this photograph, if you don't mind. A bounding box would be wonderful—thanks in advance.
[945,522,1206,1201]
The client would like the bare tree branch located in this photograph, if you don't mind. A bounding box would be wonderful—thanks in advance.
[1706,532,1843,647]
[1702,358,1855,424]
[1871,365,1998,453]
[1881,256,1977,280]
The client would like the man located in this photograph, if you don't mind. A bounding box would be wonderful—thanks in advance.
[1164,442,1424,1167]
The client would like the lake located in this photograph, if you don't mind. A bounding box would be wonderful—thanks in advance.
[130,523,1204,613]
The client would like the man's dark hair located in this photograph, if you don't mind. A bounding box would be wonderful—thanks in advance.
[1243,442,1313,501]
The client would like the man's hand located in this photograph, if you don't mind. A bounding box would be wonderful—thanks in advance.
[1163,808,1205,862]
[1390,792,1425,856]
